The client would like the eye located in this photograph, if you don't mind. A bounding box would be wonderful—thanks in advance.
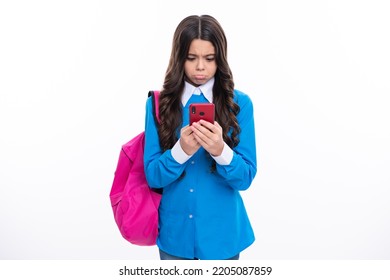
[206,56,215,62]
[186,56,196,61]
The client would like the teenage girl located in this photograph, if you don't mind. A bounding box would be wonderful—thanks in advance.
[144,15,257,260]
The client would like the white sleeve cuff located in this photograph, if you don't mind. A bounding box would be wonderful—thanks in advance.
[171,139,193,164]
[212,142,233,165]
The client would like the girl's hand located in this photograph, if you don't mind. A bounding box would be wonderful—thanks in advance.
[180,125,201,155]
[190,120,224,156]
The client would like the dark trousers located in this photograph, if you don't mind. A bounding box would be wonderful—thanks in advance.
[159,249,240,260]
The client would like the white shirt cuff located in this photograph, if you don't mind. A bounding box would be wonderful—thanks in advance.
[171,139,193,164]
[212,142,233,165]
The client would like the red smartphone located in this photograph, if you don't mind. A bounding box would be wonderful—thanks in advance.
[189,103,215,125]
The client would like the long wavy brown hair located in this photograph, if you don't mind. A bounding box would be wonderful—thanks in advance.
[158,15,240,152]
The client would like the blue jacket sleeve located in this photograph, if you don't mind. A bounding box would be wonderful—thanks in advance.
[215,91,257,191]
[143,97,187,188]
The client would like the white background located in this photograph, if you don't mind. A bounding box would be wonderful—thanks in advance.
[1,0,389,260]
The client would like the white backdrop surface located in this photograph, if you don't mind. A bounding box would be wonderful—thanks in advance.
[0,0,389,259]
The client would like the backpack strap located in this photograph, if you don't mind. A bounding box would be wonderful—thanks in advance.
[148,90,160,125]
[147,90,163,195]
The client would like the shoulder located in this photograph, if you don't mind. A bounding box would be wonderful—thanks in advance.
[145,91,157,110]
[233,89,253,108]
[146,94,152,106]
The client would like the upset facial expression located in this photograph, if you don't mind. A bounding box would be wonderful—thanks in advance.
[184,39,217,86]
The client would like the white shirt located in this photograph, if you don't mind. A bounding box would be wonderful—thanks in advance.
[181,77,214,106]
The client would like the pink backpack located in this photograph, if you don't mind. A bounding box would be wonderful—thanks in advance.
[110,91,161,246]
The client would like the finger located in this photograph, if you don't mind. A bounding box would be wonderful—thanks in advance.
[214,121,222,129]
[181,125,193,136]
[191,122,213,140]
[198,119,215,132]
[192,131,208,147]
[183,133,197,146]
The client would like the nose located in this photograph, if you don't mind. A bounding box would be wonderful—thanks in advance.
[196,59,205,71]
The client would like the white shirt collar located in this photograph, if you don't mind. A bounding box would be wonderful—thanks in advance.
[182,77,214,106]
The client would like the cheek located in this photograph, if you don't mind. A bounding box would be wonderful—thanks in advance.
[209,64,217,76]
[184,62,192,76]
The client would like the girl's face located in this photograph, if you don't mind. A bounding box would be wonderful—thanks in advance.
[184,39,217,86]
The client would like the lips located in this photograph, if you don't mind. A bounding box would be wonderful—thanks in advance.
[194,75,207,80]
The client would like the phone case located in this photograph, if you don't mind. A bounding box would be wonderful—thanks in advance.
[189,103,215,125]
